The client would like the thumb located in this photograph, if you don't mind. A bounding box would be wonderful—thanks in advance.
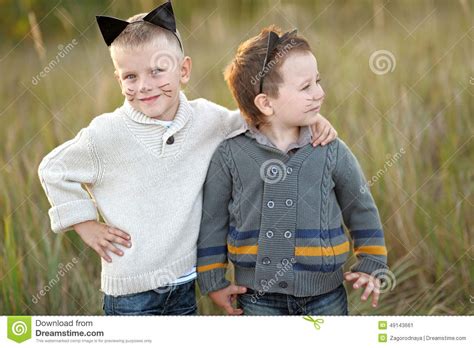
[344,272,360,281]
[228,285,247,295]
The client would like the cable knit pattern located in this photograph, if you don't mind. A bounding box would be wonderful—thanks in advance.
[197,135,388,296]
[38,92,245,296]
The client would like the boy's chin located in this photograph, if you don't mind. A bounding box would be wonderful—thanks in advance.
[137,105,163,118]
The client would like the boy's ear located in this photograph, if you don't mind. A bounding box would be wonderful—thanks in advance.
[114,70,123,88]
[254,93,273,116]
[179,56,192,85]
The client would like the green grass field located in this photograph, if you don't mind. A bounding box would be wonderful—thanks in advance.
[0,0,472,315]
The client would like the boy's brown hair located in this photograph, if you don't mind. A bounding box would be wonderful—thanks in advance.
[224,25,312,128]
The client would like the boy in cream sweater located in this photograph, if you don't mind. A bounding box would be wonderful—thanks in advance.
[38,1,337,315]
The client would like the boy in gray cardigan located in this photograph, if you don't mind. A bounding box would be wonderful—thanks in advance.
[197,26,389,315]
[38,3,337,316]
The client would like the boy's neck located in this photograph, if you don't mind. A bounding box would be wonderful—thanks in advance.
[258,122,300,153]
[152,101,178,121]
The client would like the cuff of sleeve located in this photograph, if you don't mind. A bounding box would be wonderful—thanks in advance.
[197,268,230,295]
[350,257,389,280]
[48,199,98,233]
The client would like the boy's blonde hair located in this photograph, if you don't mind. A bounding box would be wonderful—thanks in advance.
[110,13,183,58]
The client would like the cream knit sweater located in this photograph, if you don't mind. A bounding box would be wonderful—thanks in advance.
[38,92,244,296]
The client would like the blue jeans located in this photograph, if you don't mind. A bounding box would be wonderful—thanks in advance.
[237,284,348,315]
[103,280,197,315]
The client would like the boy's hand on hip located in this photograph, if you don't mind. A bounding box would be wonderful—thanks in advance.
[208,284,247,315]
[344,271,381,308]
[310,113,338,147]
[73,220,131,263]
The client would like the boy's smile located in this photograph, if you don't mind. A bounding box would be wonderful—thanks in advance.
[111,41,191,120]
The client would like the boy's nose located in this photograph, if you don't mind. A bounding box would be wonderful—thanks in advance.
[139,78,153,93]
[314,85,325,101]
[140,85,152,93]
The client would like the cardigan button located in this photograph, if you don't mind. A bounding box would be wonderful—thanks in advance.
[262,257,271,265]
[267,200,275,209]
[285,199,293,207]
[279,281,288,289]
[266,230,274,238]
[284,230,292,239]
[166,136,175,145]
[286,167,293,175]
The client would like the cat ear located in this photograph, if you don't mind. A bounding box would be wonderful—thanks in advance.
[96,16,130,46]
[143,1,183,51]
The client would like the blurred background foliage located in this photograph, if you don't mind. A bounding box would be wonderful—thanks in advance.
[0,0,472,315]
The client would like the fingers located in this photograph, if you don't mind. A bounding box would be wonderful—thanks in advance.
[108,227,131,241]
[312,126,331,147]
[219,285,246,315]
[353,274,369,289]
[106,228,132,248]
[99,240,124,257]
[371,286,380,308]
[94,245,112,263]
[224,304,243,315]
[321,128,338,146]
[344,272,361,282]
[361,280,374,301]
[227,285,247,295]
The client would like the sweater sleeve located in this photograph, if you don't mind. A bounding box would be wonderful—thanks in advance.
[38,127,100,233]
[332,139,389,278]
[197,142,233,295]
[219,107,246,139]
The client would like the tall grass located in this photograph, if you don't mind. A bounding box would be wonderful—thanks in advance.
[1,0,472,315]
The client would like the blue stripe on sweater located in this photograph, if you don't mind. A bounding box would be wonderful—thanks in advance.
[295,227,344,239]
[233,261,256,268]
[350,229,384,239]
[293,262,345,272]
[197,245,227,257]
[229,227,259,240]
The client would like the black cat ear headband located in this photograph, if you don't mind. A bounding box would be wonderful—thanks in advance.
[259,29,298,94]
[96,0,183,51]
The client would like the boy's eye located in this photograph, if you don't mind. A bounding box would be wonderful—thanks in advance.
[125,74,136,80]
[302,84,310,90]
[316,78,322,84]
[152,68,165,75]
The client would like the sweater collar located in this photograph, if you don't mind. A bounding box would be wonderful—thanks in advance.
[243,123,313,153]
[122,92,191,134]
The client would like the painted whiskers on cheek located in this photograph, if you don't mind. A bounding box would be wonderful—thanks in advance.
[304,97,316,113]
[158,83,172,98]
[125,87,135,101]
